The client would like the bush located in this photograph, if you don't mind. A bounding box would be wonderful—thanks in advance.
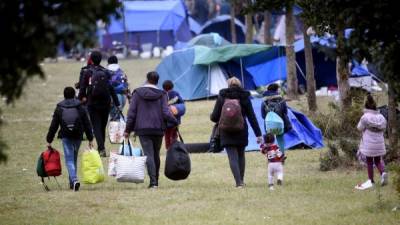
[320,142,340,171]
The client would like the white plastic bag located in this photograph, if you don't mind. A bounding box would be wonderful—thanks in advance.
[108,151,118,176]
[115,154,147,183]
[108,119,126,144]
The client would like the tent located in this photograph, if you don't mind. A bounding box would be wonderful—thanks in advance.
[156,44,274,100]
[199,15,246,43]
[246,98,324,151]
[103,0,192,50]
[245,36,380,90]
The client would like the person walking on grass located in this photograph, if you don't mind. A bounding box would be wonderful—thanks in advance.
[261,133,284,191]
[210,77,262,188]
[261,83,292,162]
[78,51,120,157]
[124,71,178,189]
[355,94,388,190]
[107,55,130,121]
[46,87,94,191]
[162,80,185,150]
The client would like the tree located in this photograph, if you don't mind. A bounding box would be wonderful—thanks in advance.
[244,0,254,44]
[263,11,272,44]
[0,0,120,162]
[229,0,238,43]
[247,0,298,99]
[302,25,317,112]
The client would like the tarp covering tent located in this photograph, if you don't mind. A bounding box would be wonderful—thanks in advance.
[156,44,275,100]
[103,0,192,50]
[156,47,228,100]
[200,15,246,43]
[187,33,230,47]
[246,98,324,151]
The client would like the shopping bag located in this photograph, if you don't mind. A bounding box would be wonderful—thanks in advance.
[108,118,126,144]
[81,148,105,184]
[115,154,147,183]
[108,151,118,177]
[265,111,284,135]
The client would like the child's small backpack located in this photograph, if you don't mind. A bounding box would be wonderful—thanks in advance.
[60,106,82,137]
[36,147,62,191]
[218,99,244,132]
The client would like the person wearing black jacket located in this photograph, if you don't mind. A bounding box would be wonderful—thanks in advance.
[210,77,263,188]
[46,87,94,191]
[78,51,120,157]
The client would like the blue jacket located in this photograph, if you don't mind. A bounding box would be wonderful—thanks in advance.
[167,90,185,127]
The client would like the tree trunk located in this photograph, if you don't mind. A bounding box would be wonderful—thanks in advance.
[336,26,352,110]
[230,1,237,44]
[245,13,253,43]
[303,25,317,112]
[285,5,298,99]
[388,84,399,160]
[263,11,272,45]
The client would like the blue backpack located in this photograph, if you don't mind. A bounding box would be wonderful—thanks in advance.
[265,111,284,135]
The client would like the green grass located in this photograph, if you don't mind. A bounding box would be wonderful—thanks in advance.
[0,59,399,225]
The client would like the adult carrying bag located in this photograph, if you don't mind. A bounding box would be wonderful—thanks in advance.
[36,146,62,191]
[218,99,244,132]
[165,130,191,180]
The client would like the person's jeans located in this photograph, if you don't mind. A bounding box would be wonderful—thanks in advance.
[139,135,163,186]
[225,146,246,186]
[62,138,82,185]
[110,94,126,121]
[276,134,285,154]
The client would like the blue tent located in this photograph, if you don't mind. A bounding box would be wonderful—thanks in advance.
[103,0,192,50]
[246,98,324,151]
[200,15,246,43]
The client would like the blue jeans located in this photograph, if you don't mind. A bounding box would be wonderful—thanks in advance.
[62,138,81,185]
[276,134,285,154]
[110,94,126,121]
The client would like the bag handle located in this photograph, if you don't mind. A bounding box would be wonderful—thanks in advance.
[118,109,126,122]
[121,138,133,156]
[176,127,184,144]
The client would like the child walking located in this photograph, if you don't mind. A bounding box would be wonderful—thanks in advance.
[46,87,94,191]
[162,80,185,149]
[261,133,284,190]
[355,94,388,190]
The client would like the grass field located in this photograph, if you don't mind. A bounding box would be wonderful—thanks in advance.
[0,59,399,225]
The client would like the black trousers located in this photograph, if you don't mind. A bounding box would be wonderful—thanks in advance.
[225,146,246,186]
[139,135,163,186]
[88,107,110,151]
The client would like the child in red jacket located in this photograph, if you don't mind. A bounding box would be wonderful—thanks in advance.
[260,133,284,190]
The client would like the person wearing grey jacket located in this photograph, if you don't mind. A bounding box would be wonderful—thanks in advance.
[124,71,178,188]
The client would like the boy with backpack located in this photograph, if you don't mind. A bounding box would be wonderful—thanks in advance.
[162,80,185,150]
[78,51,120,157]
[107,55,130,121]
[46,87,94,191]
[261,83,292,160]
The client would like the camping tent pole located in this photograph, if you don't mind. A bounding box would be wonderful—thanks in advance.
[240,58,244,86]
[157,30,160,47]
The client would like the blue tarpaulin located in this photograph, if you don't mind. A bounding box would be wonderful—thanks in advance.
[246,98,324,151]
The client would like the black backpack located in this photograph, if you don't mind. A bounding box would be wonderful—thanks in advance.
[61,106,82,137]
[89,68,110,101]
[164,131,191,180]
[264,100,283,116]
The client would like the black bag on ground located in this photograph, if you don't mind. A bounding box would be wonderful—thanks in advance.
[164,130,191,180]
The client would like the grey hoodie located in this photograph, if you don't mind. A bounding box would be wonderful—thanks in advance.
[125,84,177,136]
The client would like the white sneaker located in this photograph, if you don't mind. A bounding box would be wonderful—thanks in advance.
[381,172,388,186]
[269,185,274,191]
[355,179,374,190]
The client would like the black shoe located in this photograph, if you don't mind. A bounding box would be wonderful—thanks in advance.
[277,179,282,185]
[99,150,107,157]
[73,181,80,192]
[69,182,73,190]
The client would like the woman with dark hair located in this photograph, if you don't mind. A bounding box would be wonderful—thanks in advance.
[355,94,388,190]
[210,77,262,188]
